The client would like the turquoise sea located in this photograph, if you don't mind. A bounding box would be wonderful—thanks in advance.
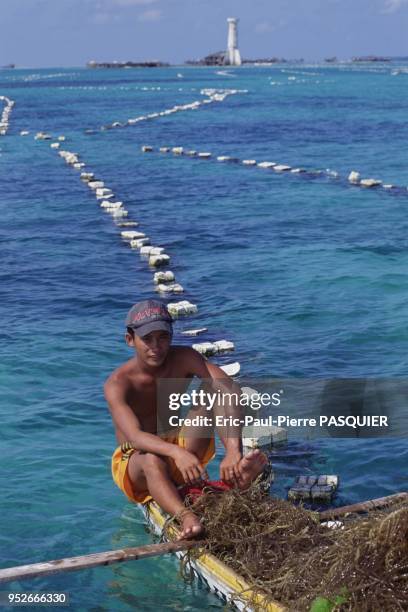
[1,64,407,610]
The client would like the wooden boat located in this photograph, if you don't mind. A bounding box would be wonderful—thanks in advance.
[142,500,284,612]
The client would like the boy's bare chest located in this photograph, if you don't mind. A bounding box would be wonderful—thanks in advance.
[125,370,193,429]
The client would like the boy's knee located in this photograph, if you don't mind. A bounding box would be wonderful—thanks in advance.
[142,453,168,473]
[184,438,209,458]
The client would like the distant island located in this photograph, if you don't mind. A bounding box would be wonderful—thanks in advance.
[83,55,404,69]
[351,55,391,63]
[87,60,169,69]
[185,51,303,66]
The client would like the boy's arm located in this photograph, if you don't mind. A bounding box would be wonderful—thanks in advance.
[104,378,206,483]
[104,378,178,457]
[181,348,243,482]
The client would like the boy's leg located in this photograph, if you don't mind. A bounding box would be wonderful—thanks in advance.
[171,400,268,489]
[128,451,202,539]
[183,438,268,488]
[182,400,215,470]
[183,436,212,471]
[235,450,268,489]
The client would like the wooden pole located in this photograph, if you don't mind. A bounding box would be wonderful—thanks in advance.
[319,491,407,520]
[0,539,203,584]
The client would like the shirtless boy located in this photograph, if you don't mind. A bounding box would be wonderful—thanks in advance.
[105,299,267,539]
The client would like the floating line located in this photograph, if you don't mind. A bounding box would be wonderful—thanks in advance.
[141,145,408,197]
[85,88,245,134]
[0,96,15,136]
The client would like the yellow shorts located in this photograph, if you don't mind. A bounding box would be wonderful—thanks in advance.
[111,431,215,505]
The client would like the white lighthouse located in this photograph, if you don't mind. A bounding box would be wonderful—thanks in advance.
[226,18,242,66]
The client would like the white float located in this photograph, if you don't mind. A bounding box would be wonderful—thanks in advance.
[172,147,184,155]
[88,181,104,189]
[50,143,60,149]
[20,131,30,136]
[155,283,184,293]
[96,193,114,200]
[167,300,198,317]
[213,340,235,353]
[130,238,150,248]
[141,145,153,152]
[181,328,208,336]
[242,423,287,448]
[101,201,122,209]
[159,147,170,153]
[360,178,382,188]
[192,340,234,356]
[192,342,216,356]
[348,171,361,184]
[80,172,94,181]
[35,132,52,140]
[241,387,287,448]
[149,254,170,267]
[100,200,122,213]
[242,160,257,166]
[257,161,276,168]
[274,165,291,172]
[186,150,197,156]
[154,271,175,284]
[291,168,306,173]
[220,362,241,377]
[121,230,145,240]
[96,188,113,197]
[140,246,165,257]
[198,152,211,159]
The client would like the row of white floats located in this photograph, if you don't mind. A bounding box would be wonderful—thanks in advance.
[93,88,242,133]
[141,145,408,195]
[19,131,67,142]
[39,137,236,359]
[0,96,15,136]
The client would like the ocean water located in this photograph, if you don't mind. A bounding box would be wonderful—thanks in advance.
[1,64,407,610]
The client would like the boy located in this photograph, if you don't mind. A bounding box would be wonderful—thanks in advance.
[105,299,267,539]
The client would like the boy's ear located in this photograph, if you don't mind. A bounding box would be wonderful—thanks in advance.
[125,332,135,347]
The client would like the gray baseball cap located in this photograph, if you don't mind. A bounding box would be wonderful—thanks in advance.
[125,299,173,338]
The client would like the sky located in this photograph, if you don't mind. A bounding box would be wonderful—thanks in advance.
[0,0,407,67]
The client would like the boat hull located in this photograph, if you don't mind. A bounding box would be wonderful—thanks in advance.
[141,501,284,612]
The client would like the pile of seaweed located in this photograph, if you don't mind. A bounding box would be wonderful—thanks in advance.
[184,487,408,612]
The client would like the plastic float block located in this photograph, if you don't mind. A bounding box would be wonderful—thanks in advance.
[167,301,198,317]
[288,474,339,503]
[181,328,208,336]
[153,271,175,284]
[149,254,170,267]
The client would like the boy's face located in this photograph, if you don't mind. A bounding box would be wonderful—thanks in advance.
[126,329,171,367]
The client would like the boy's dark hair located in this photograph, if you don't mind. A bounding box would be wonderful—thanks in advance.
[126,327,135,338]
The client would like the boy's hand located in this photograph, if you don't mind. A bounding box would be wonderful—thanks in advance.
[220,450,242,483]
[172,447,207,484]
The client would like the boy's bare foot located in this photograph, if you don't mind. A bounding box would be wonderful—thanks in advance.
[177,510,203,540]
[237,449,268,490]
